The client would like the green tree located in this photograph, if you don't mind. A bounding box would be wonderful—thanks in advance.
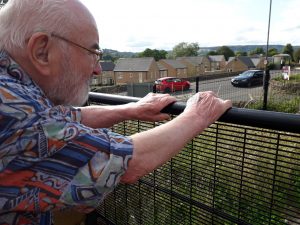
[249,47,265,56]
[207,50,218,56]
[282,43,294,61]
[172,42,200,58]
[216,46,234,60]
[235,51,247,56]
[138,48,168,61]
[267,48,278,57]
[294,48,300,64]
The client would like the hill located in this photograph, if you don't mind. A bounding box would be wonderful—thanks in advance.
[104,45,300,58]
[199,45,289,54]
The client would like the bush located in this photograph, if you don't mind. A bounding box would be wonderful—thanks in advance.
[248,97,300,113]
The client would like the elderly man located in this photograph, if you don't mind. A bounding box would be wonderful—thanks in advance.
[0,0,232,224]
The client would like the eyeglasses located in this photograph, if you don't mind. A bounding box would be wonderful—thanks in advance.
[51,32,103,63]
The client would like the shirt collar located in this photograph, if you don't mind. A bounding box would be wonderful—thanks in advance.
[0,49,34,85]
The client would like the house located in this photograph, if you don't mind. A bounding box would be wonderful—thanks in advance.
[158,59,187,78]
[273,54,291,69]
[114,57,159,84]
[176,56,210,77]
[208,55,226,71]
[250,57,267,70]
[225,56,256,72]
[157,62,168,78]
[99,61,115,85]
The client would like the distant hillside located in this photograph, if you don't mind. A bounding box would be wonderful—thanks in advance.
[103,49,138,59]
[199,45,300,54]
[104,45,300,58]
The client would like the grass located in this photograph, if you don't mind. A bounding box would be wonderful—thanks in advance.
[247,96,300,113]
[273,73,300,82]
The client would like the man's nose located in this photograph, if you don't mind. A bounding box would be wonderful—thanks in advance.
[93,62,102,75]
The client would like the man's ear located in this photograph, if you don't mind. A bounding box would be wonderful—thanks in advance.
[26,32,52,76]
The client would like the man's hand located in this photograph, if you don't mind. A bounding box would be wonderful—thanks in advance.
[183,91,232,130]
[130,93,177,122]
[122,91,232,184]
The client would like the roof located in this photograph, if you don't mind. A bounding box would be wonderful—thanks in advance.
[100,61,115,71]
[160,59,186,69]
[208,55,225,62]
[238,56,255,68]
[228,56,255,68]
[177,56,206,66]
[114,57,154,72]
[157,62,167,71]
[250,58,261,66]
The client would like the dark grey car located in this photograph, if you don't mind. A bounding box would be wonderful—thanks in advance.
[231,70,264,87]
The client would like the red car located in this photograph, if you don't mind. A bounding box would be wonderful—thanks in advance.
[155,77,190,93]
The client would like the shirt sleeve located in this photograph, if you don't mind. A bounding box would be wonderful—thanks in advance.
[0,107,133,213]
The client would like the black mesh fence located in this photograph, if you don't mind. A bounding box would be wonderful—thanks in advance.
[168,70,300,113]
[87,93,300,225]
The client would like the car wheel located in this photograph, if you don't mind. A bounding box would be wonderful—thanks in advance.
[247,82,252,87]
[183,85,189,91]
[164,87,171,93]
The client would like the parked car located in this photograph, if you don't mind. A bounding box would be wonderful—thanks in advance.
[155,77,190,93]
[231,70,264,87]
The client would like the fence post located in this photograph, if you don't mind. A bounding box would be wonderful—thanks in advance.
[196,77,199,93]
[263,69,270,110]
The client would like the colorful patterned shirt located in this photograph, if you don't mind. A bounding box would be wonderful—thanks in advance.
[0,50,133,225]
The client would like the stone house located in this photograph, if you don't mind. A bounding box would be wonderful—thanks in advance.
[158,59,187,78]
[208,55,226,71]
[99,61,115,85]
[176,56,210,77]
[225,56,256,72]
[250,57,266,70]
[114,57,159,84]
[157,62,168,78]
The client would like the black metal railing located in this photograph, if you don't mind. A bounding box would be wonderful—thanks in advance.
[87,92,300,225]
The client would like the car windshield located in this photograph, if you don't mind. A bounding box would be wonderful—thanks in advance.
[239,71,254,77]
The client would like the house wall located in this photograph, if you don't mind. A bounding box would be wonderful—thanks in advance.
[256,59,265,70]
[114,71,146,84]
[176,68,188,78]
[158,60,177,77]
[114,60,160,84]
[146,60,160,82]
[202,57,211,72]
[178,60,196,77]
[102,71,114,85]
[159,70,168,78]
[225,60,248,72]
[158,60,187,78]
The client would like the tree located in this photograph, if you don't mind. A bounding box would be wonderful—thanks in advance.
[282,43,294,61]
[138,48,168,61]
[267,48,278,57]
[216,46,234,60]
[235,51,247,57]
[249,47,265,56]
[294,48,300,64]
[172,42,200,58]
[207,51,218,56]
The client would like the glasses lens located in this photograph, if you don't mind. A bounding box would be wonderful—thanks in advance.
[97,49,103,61]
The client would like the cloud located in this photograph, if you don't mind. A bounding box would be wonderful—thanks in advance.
[82,0,300,52]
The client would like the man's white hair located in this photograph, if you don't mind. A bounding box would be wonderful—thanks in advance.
[0,0,93,52]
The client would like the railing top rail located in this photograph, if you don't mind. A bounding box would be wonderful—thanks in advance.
[88,92,300,133]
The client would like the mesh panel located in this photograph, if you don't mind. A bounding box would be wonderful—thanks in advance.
[92,119,300,225]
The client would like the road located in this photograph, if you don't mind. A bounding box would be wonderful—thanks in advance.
[174,71,282,104]
[174,76,264,104]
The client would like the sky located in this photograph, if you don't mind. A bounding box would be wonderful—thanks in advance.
[82,0,300,52]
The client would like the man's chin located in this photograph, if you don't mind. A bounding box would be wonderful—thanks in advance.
[72,87,90,106]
